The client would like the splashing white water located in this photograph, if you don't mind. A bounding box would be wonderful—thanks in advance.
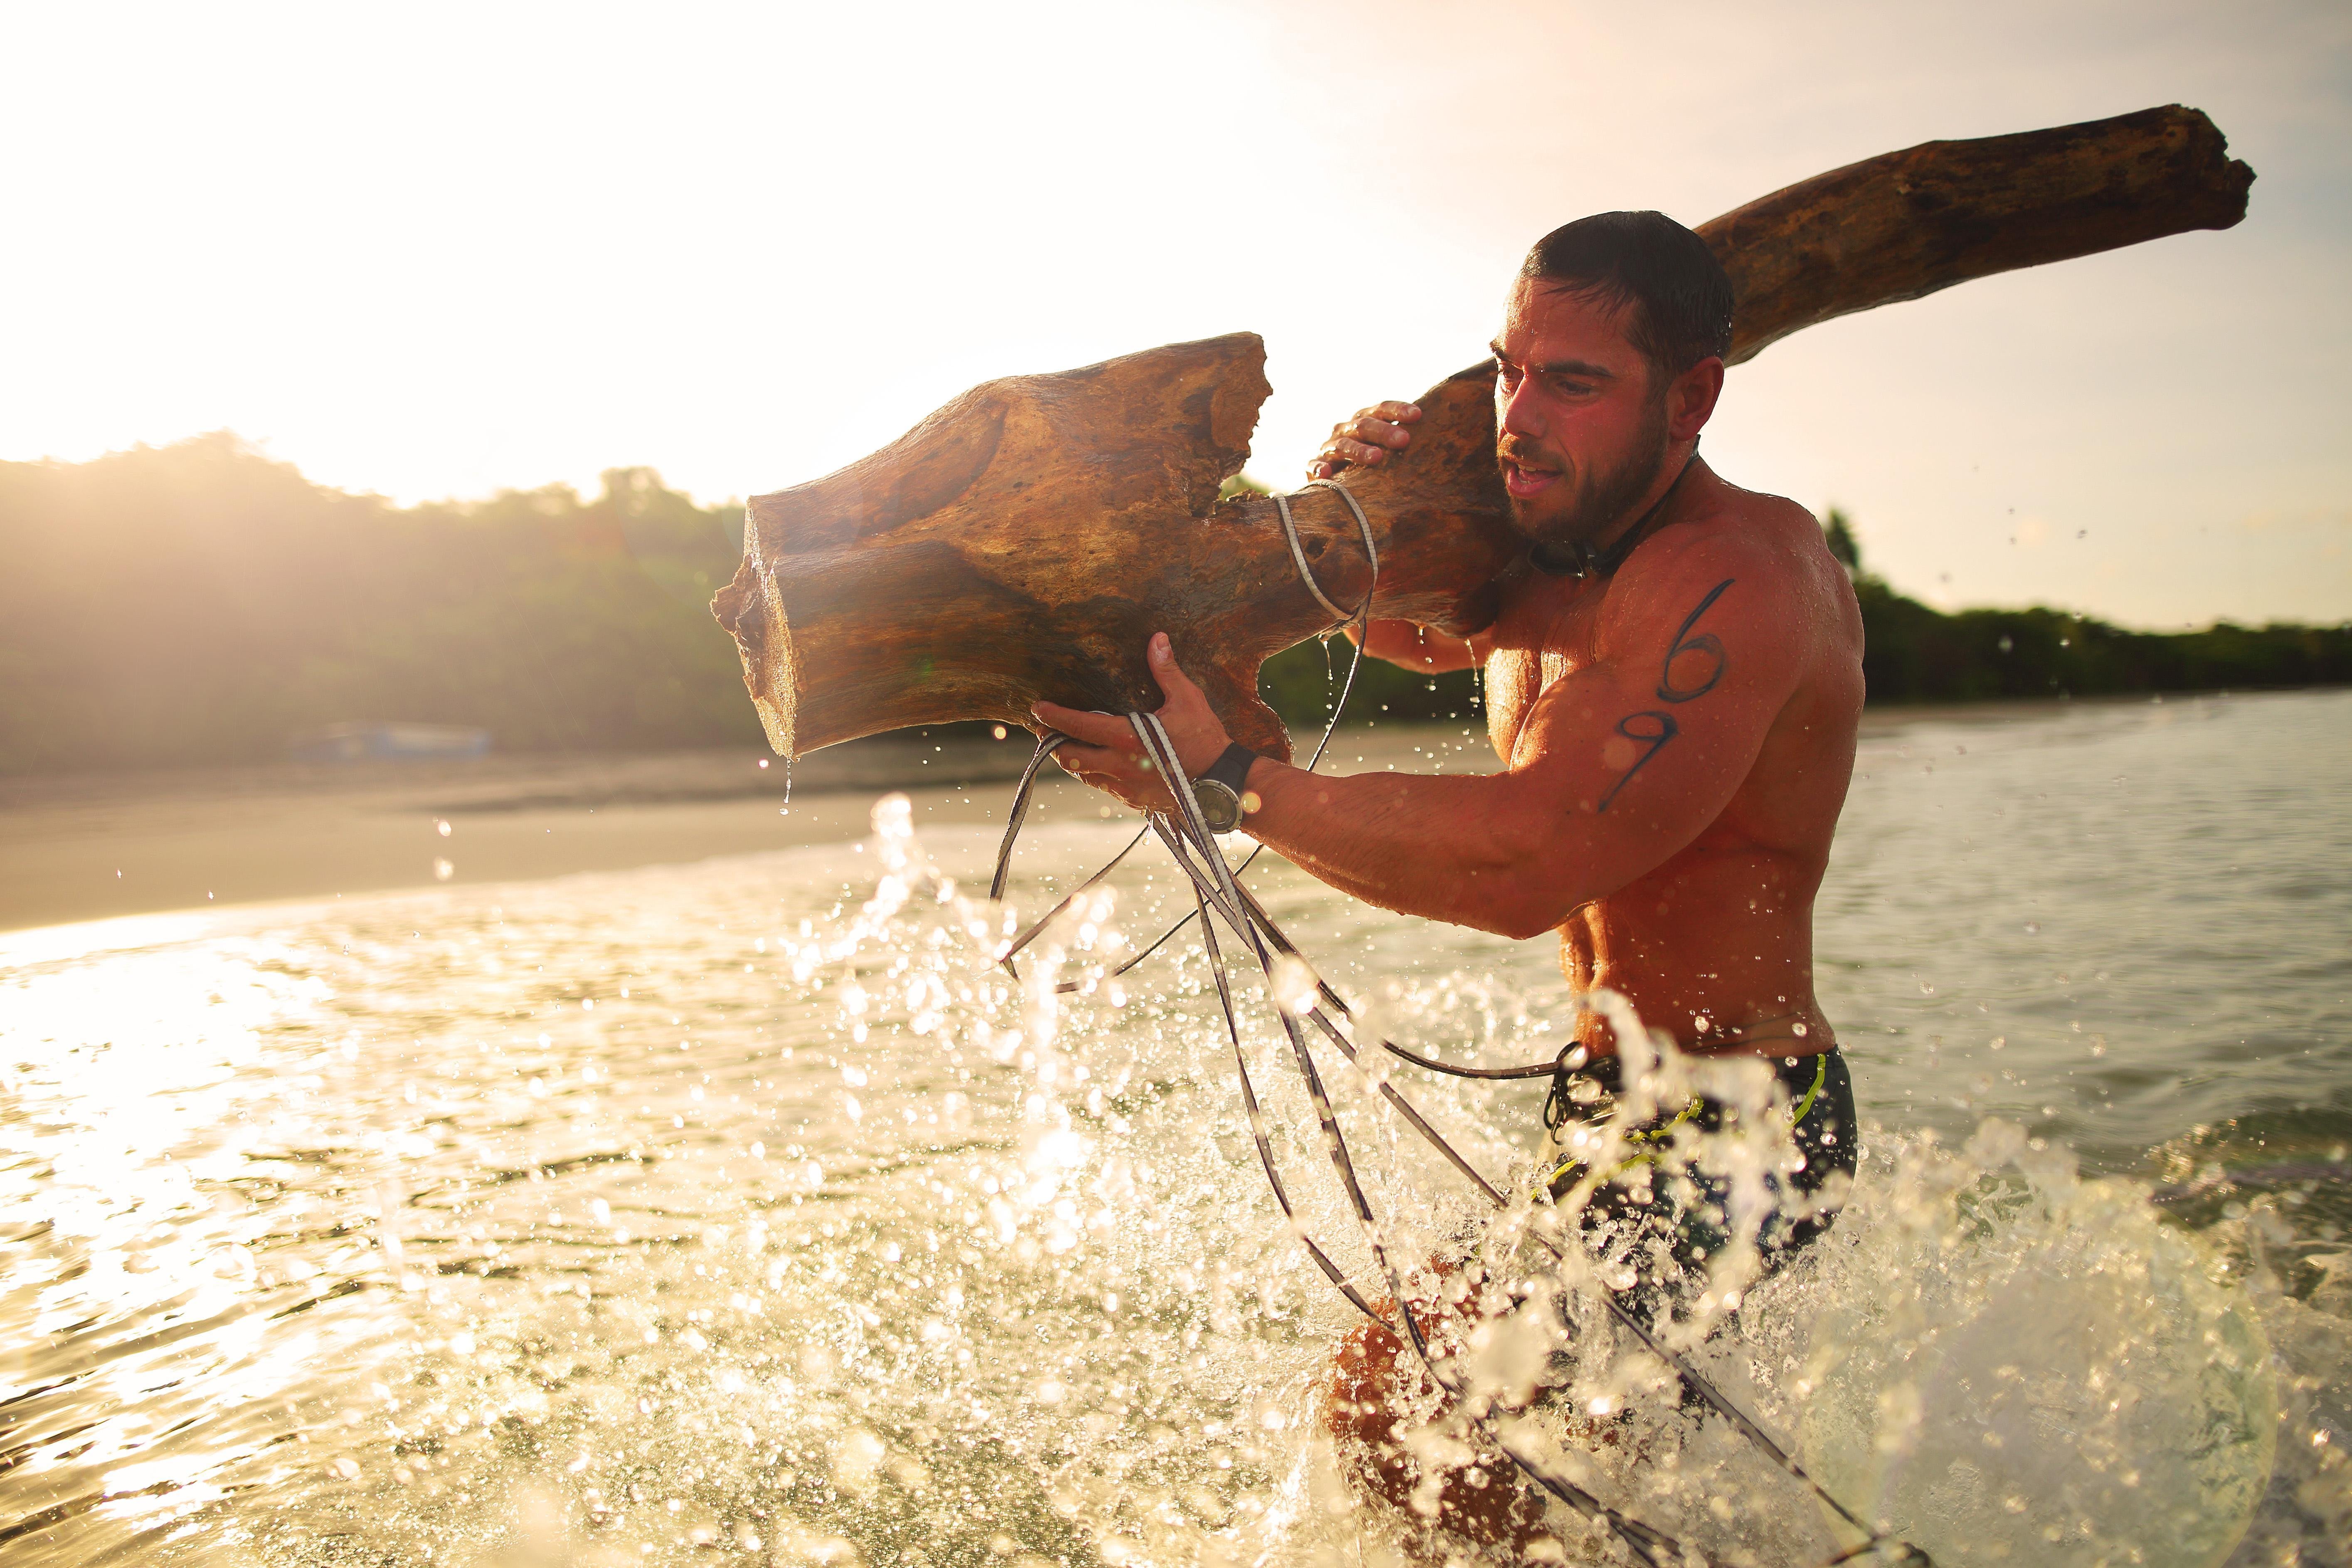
[2,791,2345,1566]
[1775,1124,2278,1568]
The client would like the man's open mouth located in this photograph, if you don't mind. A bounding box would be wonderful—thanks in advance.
[1501,457,1560,499]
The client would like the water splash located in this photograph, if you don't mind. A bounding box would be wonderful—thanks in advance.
[1774,1123,2279,1567]
[1,793,2346,1566]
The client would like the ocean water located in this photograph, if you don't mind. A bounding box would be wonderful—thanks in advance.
[2,688,2347,1566]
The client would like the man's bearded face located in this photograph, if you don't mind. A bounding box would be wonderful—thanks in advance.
[1499,384,1672,547]
[1490,281,1676,547]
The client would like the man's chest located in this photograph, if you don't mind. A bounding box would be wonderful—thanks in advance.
[1479,578,1610,760]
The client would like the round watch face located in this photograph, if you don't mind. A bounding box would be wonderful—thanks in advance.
[1191,778,1242,833]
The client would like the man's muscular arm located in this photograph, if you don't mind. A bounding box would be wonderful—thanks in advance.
[1349,619,1480,673]
[1037,535,1806,940]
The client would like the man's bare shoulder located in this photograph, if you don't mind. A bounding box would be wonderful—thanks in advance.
[1689,475,1866,650]
[1603,475,1817,621]
[1664,470,1830,569]
[1584,467,1857,721]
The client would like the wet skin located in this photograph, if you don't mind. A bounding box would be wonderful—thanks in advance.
[1035,279,1865,1550]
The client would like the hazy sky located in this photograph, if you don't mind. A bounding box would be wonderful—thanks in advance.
[3,0,2345,627]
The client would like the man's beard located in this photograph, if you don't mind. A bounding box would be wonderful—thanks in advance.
[1502,397,1672,548]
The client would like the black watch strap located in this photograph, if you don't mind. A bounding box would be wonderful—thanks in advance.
[1202,741,1258,799]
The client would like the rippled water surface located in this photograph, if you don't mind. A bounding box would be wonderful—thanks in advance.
[4,690,2349,1566]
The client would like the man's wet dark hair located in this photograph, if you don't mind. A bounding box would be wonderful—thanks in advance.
[1519,211,1733,380]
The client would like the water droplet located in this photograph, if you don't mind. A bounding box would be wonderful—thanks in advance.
[1269,954,1320,1016]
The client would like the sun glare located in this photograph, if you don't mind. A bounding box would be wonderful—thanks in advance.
[0,0,2342,624]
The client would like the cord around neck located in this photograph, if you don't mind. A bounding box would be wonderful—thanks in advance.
[1529,440,1701,581]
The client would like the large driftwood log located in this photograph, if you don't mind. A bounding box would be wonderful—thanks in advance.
[1707,104,2253,365]
[715,105,2250,759]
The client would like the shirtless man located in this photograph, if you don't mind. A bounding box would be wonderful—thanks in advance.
[1034,211,1864,1551]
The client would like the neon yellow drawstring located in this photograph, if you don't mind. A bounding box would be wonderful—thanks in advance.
[1787,1050,1828,1128]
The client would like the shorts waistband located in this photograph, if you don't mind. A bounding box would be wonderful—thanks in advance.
[1544,1047,1839,1132]
[1541,1046,1854,1203]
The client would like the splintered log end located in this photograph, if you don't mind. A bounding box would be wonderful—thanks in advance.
[711,554,797,757]
[713,333,1275,757]
[1709,104,2256,364]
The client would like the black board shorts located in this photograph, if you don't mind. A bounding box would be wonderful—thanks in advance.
[1539,1046,1859,1326]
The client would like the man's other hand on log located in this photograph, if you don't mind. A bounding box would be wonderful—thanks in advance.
[1306,399,1420,478]
[1309,399,1482,673]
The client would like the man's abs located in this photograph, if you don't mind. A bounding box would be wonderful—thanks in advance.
[1557,842,1834,1058]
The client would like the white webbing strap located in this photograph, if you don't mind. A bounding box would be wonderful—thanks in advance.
[1273,478,1380,626]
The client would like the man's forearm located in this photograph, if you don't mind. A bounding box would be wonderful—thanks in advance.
[1240,758,1571,939]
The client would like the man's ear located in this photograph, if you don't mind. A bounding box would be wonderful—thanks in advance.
[1669,356,1726,442]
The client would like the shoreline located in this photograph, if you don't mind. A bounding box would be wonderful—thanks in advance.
[0,692,2263,937]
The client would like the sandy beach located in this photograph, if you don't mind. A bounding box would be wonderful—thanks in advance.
[0,701,2137,935]
[0,721,1514,934]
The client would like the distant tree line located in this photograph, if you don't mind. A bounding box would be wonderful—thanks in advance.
[0,441,2341,775]
[0,434,758,773]
[1256,506,2351,732]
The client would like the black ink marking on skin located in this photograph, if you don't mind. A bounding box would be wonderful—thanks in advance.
[1598,710,1677,813]
[1589,579,1733,814]
[1657,577,1736,703]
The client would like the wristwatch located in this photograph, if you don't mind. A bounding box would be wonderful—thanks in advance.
[1189,742,1260,833]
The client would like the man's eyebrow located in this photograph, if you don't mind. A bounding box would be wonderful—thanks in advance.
[1487,343,1618,380]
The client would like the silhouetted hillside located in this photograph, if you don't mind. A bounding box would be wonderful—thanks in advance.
[0,436,757,772]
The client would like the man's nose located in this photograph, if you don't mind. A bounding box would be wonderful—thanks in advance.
[1497,377,1543,441]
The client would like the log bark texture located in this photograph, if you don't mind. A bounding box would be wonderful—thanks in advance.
[1704,103,2254,364]
[714,105,2250,759]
